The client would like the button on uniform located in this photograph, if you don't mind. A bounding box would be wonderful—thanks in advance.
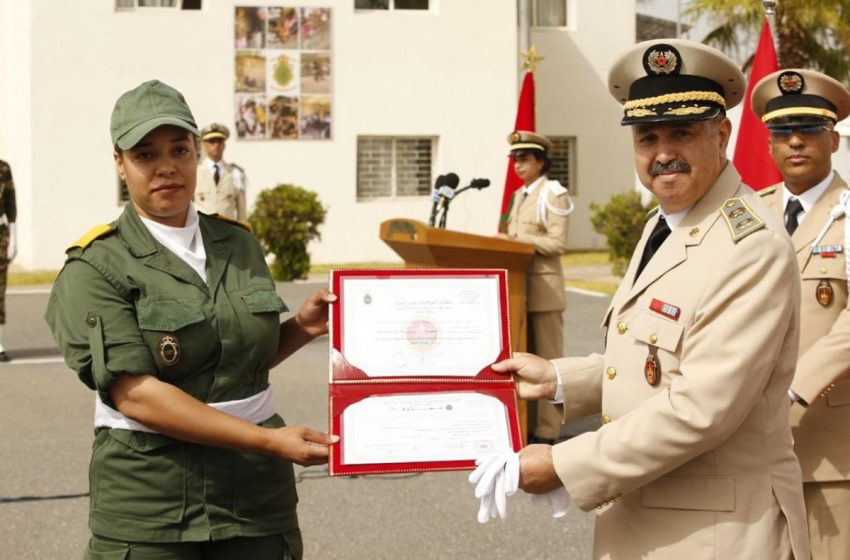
[602,414,612,424]
[607,367,617,380]
[617,322,627,334]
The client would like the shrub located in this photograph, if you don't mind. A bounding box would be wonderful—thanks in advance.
[249,183,327,281]
[590,190,654,276]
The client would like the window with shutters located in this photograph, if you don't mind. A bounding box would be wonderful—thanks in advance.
[355,0,430,10]
[116,0,202,11]
[357,136,435,200]
[548,136,576,194]
[532,0,567,27]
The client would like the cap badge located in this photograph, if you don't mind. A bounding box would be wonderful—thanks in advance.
[643,44,681,76]
[158,335,181,366]
[510,131,521,143]
[778,71,804,95]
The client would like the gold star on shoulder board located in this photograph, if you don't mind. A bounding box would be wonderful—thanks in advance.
[521,44,544,72]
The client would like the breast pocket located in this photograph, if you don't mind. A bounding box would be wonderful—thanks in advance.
[137,299,219,380]
[629,312,684,353]
[237,288,289,364]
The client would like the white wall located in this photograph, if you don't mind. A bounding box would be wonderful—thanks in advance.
[533,0,637,250]
[7,0,517,269]
[5,0,662,269]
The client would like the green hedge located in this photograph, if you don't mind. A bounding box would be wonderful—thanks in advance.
[249,183,327,281]
[590,191,654,276]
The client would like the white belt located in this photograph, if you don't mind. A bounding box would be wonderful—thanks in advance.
[94,386,277,434]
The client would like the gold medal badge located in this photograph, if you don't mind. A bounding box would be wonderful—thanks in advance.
[816,280,834,307]
[158,335,181,366]
[644,347,660,386]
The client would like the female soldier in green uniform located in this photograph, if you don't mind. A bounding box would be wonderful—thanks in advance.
[45,80,337,559]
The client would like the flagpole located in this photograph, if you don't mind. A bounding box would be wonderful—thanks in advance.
[518,0,531,88]
[763,0,778,59]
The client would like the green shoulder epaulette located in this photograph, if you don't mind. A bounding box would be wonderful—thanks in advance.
[719,197,765,242]
[211,213,252,232]
[67,224,113,253]
[758,185,779,197]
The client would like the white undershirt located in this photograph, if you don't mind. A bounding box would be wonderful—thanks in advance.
[139,204,207,283]
[782,169,834,226]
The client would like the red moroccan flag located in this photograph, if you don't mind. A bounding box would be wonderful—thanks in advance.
[498,71,536,232]
[733,17,781,190]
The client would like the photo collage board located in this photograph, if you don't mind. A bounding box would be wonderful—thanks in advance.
[234,6,332,140]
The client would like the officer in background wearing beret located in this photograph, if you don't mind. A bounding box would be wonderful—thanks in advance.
[501,131,573,445]
[490,40,810,559]
[752,68,850,559]
[195,123,248,221]
[0,158,17,361]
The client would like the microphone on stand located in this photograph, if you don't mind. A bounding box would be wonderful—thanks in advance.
[428,174,447,226]
[437,173,460,229]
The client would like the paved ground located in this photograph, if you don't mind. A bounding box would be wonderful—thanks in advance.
[0,280,611,560]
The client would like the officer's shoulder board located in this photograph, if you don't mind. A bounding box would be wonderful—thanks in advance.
[545,180,568,197]
[719,197,765,242]
[758,185,779,197]
[211,213,252,232]
[67,224,114,253]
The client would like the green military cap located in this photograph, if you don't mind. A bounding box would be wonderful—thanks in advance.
[608,39,745,126]
[508,130,553,154]
[751,69,850,126]
[110,80,199,150]
[201,122,231,141]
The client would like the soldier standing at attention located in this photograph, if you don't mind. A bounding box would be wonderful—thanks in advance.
[0,159,17,361]
[501,131,573,445]
[195,123,248,221]
[752,68,850,559]
[45,80,337,559]
[486,40,810,559]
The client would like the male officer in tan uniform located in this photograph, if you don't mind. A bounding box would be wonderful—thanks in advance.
[491,40,810,559]
[195,123,248,221]
[503,131,573,444]
[752,68,850,559]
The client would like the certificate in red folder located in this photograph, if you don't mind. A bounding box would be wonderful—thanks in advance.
[328,269,522,476]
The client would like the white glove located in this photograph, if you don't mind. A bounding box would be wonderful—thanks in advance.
[468,451,519,523]
[531,486,571,518]
[7,222,16,262]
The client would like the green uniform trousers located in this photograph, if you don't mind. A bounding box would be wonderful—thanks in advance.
[84,529,303,560]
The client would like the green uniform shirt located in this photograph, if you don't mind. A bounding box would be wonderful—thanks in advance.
[45,204,298,543]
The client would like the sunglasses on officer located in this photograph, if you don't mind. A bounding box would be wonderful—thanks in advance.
[767,124,834,140]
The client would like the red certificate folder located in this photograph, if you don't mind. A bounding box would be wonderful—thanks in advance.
[328,269,522,476]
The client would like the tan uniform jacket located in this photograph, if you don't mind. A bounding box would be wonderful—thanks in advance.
[551,165,809,560]
[506,178,570,312]
[761,173,850,482]
[195,159,247,221]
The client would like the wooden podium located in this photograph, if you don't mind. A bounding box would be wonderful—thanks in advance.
[379,218,535,439]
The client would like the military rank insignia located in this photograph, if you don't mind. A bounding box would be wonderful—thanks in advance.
[816,280,834,307]
[158,335,181,366]
[649,298,680,320]
[812,244,843,257]
[778,71,804,95]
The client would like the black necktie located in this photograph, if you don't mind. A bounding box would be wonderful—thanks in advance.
[784,198,803,235]
[635,216,671,280]
[213,163,220,185]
